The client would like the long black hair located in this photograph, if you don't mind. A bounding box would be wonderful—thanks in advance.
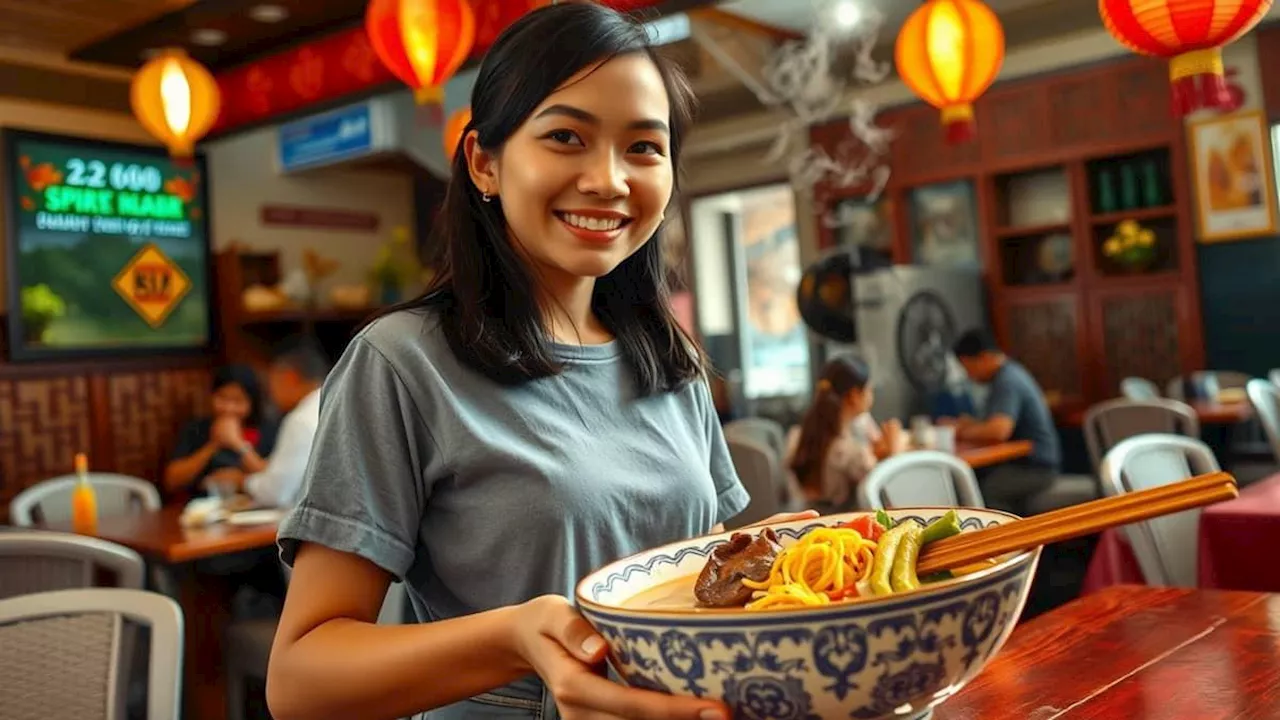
[384,1,701,395]
[790,355,871,491]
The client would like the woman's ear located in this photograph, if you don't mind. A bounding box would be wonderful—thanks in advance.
[464,130,498,197]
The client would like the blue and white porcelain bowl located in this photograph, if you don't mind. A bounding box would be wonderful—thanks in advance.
[575,508,1039,720]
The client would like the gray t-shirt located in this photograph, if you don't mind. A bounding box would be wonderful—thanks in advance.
[277,308,749,699]
[986,360,1061,470]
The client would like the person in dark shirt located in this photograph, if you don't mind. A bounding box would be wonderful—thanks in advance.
[949,329,1061,515]
[164,364,278,497]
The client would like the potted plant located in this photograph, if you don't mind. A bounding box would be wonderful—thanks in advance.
[20,283,66,344]
[1102,219,1157,273]
[368,226,422,305]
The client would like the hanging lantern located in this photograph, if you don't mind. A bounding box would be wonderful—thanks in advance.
[130,49,221,157]
[1099,0,1272,116]
[895,0,1006,144]
[365,0,476,106]
[443,106,471,161]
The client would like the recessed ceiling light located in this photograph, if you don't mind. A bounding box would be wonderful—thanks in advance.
[191,28,228,47]
[833,0,863,29]
[249,4,289,23]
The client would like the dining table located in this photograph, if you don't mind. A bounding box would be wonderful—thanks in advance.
[954,439,1033,469]
[49,504,281,720]
[935,585,1280,718]
[1055,399,1252,427]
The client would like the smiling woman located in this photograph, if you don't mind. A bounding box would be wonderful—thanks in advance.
[265,5,754,720]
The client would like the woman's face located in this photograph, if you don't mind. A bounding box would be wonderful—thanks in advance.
[211,382,251,421]
[844,386,873,419]
[467,52,674,283]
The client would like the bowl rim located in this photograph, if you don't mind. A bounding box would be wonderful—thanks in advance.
[574,506,1037,619]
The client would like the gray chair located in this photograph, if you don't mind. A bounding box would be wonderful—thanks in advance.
[1245,378,1280,464]
[857,450,984,510]
[11,473,161,526]
[723,436,782,529]
[0,588,184,720]
[1269,369,1280,389]
[226,581,410,720]
[1083,398,1200,473]
[1120,377,1161,400]
[1098,434,1220,587]
[0,531,144,600]
[724,417,786,463]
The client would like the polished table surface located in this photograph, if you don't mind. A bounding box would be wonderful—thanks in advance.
[47,503,279,563]
[936,585,1280,719]
[1056,400,1252,427]
[955,439,1033,469]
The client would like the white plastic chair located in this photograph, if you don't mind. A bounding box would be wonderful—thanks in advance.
[1083,398,1199,473]
[1269,369,1280,389]
[723,437,782,529]
[1245,378,1280,464]
[0,531,144,599]
[1098,434,1221,587]
[10,474,161,526]
[1120,377,1161,400]
[857,450,984,510]
[0,588,184,720]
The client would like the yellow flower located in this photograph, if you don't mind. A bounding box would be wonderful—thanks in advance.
[1103,238,1121,256]
[1138,230,1155,247]
[1116,219,1139,236]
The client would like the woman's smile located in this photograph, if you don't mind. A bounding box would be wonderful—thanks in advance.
[554,209,633,243]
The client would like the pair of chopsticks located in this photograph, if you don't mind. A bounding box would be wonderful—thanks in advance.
[915,472,1238,576]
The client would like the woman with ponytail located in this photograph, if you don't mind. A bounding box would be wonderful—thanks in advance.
[784,355,907,509]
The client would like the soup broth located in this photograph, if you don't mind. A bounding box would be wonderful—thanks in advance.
[622,574,702,610]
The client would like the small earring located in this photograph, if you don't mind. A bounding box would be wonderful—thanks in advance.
[481,192,493,203]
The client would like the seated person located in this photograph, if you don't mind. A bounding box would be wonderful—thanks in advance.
[949,328,1061,515]
[205,337,330,508]
[164,365,278,497]
[783,355,907,509]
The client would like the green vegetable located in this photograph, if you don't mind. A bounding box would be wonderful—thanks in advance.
[919,571,955,584]
[869,521,908,596]
[875,509,895,530]
[921,510,962,546]
[890,520,924,593]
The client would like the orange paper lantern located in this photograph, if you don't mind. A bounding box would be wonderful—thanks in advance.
[443,106,471,161]
[131,49,221,157]
[365,0,476,105]
[1099,0,1272,116]
[895,0,1005,144]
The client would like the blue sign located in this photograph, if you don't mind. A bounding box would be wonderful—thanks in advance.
[278,103,376,172]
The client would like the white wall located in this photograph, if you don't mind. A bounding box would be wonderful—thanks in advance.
[0,99,156,312]
[204,126,416,295]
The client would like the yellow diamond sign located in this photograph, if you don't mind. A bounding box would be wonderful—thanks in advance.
[111,243,192,328]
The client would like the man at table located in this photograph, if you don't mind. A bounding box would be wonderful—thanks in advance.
[948,328,1061,514]
[208,337,329,508]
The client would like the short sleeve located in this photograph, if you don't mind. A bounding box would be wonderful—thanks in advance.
[700,380,750,525]
[986,371,1023,423]
[277,336,437,579]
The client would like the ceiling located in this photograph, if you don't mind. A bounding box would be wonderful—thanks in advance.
[0,0,191,56]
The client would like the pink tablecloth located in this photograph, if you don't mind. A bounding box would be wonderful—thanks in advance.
[1083,472,1280,594]
[1199,471,1280,591]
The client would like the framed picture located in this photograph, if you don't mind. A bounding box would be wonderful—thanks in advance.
[1190,110,1277,242]
[909,180,980,267]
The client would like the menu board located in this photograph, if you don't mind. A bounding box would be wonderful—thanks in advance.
[4,129,211,360]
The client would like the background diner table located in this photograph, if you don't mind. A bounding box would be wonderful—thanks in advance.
[1082,471,1280,594]
[935,585,1280,718]
[50,504,279,720]
[955,439,1032,469]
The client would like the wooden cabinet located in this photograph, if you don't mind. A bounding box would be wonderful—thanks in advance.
[810,55,1204,405]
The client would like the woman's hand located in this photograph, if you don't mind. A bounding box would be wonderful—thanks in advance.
[741,510,820,529]
[514,595,728,720]
[211,415,244,449]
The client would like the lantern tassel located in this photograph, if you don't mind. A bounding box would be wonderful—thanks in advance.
[414,85,445,125]
[1169,48,1231,117]
[940,104,977,145]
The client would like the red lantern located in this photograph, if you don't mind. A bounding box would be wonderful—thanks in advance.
[365,0,476,105]
[473,0,550,52]
[1099,0,1272,116]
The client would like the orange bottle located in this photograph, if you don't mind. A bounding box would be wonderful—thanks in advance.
[70,452,98,535]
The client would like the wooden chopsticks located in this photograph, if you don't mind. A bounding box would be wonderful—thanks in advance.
[915,471,1238,576]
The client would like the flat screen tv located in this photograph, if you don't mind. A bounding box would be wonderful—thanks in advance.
[3,129,212,361]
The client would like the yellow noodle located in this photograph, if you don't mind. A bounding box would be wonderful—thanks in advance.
[741,528,878,611]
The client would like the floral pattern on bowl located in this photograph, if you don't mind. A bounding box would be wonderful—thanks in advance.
[576,509,1039,720]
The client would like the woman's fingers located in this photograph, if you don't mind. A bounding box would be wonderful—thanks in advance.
[742,509,820,529]
[536,596,608,664]
[542,645,727,720]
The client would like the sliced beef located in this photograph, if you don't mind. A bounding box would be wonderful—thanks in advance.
[694,528,782,608]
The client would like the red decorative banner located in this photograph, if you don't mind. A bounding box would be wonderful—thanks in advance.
[212,0,669,135]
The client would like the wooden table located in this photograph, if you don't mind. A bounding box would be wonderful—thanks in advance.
[52,505,280,720]
[1056,400,1252,427]
[936,585,1280,718]
[956,439,1033,469]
